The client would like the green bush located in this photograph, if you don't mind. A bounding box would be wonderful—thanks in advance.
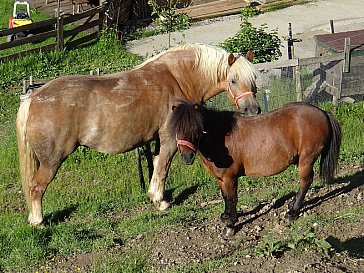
[221,8,282,63]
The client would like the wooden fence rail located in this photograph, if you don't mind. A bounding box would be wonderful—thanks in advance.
[0,4,108,63]
[253,42,355,106]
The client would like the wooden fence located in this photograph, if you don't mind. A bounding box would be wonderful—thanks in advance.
[0,4,108,63]
[254,37,355,107]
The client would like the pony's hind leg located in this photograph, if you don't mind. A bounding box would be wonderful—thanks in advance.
[287,161,314,221]
[28,164,59,226]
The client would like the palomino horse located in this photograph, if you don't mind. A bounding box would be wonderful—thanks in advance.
[169,101,341,233]
[17,43,260,226]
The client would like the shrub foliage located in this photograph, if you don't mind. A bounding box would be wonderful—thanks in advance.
[221,8,282,63]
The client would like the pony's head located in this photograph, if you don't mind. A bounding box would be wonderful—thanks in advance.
[226,53,261,115]
[168,101,205,165]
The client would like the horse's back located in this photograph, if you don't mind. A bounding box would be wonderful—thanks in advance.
[25,73,171,154]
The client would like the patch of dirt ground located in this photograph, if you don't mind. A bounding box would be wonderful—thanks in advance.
[35,166,363,272]
[148,165,364,272]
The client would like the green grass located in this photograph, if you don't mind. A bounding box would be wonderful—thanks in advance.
[0,25,364,273]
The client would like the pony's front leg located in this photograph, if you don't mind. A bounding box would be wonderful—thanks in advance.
[148,140,176,211]
[217,178,238,236]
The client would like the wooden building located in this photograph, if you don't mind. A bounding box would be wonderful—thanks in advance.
[314,29,364,99]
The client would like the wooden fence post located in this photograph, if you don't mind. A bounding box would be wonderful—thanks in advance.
[98,3,104,33]
[56,0,64,50]
[56,15,64,50]
[295,63,302,102]
[329,20,334,34]
[343,37,351,73]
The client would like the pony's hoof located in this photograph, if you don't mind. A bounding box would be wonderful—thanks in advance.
[286,212,298,222]
[155,200,170,211]
[223,227,235,237]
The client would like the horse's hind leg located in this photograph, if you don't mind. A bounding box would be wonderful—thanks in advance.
[287,161,314,221]
[28,163,59,226]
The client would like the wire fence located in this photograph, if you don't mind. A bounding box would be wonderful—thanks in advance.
[208,60,364,113]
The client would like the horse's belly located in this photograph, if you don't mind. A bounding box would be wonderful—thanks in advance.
[80,129,155,154]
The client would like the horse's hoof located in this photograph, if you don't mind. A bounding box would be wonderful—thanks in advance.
[223,227,235,237]
[28,215,44,227]
[29,221,45,228]
[155,200,170,211]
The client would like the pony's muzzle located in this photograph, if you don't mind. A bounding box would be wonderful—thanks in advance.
[180,151,196,165]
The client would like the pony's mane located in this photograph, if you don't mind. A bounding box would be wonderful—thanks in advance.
[169,100,238,143]
[137,44,257,86]
[168,100,204,141]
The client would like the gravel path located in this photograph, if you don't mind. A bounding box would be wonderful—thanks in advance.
[126,0,364,60]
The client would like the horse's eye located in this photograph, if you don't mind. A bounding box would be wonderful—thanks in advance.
[231,79,236,84]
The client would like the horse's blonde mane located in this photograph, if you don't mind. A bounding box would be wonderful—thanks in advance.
[137,43,257,86]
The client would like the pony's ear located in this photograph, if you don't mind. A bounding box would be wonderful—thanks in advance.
[246,50,254,62]
[172,105,177,112]
[194,103,200,110]
[228,53,236,66]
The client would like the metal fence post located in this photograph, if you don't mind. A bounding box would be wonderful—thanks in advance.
[263,89,270,113]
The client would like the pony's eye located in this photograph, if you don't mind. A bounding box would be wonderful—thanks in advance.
[231,79,236,84]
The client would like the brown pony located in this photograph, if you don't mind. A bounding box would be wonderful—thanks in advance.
[17,43,260,226]
[169,100,341,233]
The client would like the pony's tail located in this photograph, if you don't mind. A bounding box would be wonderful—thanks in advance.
[320,112,342,184]
[16,96,39,210]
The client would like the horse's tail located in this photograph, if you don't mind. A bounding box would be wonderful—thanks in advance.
[320,112,342,184]
[16,95,39,210]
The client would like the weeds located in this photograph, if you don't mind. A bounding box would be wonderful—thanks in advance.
[253,227,333,258]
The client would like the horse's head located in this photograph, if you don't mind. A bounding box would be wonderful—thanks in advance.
[169,101,205,165]
[226,53,261,115]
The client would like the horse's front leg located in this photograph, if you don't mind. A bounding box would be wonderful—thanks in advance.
[147,139,176,211]
[217,177,238,236]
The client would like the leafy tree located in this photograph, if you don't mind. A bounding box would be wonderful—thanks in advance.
[148,0,190,33]
[221,8,282,63]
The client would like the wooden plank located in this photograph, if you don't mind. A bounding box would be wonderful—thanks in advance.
[63,18,100,37]
[0,18,56,37]
[0,30,57,50]
[177,0,248,20]
[299,53,344,66]
[254,59,298,70]
[63,5,104,24]
[0,43,56,63]
[65,31,98,49]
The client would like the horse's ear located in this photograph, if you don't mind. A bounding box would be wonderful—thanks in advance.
[172,105,177,112]
[246,50,254,62]
[228,53,236,66]
[194,103,200,110]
